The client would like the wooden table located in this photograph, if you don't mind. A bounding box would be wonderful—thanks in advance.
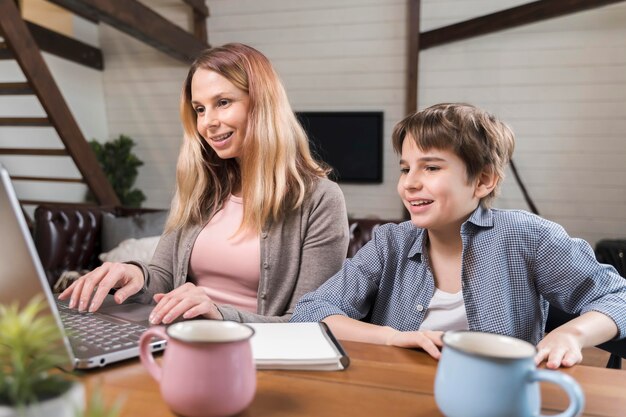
[79,341,626,417]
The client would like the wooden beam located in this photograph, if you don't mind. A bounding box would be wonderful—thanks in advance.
[0,0,120,206]
[0,42,12,59]
[406,0,420,116]
[191,9,208,43]
[420,0,626,50]
[182,0,209,16]
[0,117,50,126]
[0,148,67,156]
[0,82,33,95]
[47,0,209,63]
[11,175,84,183]
[25,21,103,70]
[20,199,94,207]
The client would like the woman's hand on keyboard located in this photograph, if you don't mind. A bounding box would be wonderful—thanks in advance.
[58,262,145,313]
[149,283,223,324]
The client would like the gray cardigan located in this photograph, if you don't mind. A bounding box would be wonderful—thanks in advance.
[131,178,349,323]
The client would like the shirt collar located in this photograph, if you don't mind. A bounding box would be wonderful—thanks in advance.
[464,204,493,229]
[406,205,494,259]
[408,228,427,259]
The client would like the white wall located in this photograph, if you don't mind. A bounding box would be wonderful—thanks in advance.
[99,0,409,218]
[97,0,626,246]
[206,0,408,220]
[419,0,626,245]
[98,1,191,209]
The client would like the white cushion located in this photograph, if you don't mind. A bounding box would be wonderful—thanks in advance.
[99,236,160,264]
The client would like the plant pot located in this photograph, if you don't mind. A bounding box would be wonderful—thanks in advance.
[0,381,85,417]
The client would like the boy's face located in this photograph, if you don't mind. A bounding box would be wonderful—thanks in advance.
[397,137,485,234]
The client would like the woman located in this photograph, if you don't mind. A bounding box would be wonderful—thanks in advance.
[59,43,349,323]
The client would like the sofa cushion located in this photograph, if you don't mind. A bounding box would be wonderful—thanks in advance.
[101,210,168,252]
[99,235,160,264]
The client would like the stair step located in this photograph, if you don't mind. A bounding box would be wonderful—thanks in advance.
[0,42,11,59]
[0,82,33,95]
[19,199,94,207]
[0,117,50,126]
[10,175,84,183]
[0,148,68,156]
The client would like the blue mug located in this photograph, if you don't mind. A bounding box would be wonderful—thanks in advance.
[435,331,584,417]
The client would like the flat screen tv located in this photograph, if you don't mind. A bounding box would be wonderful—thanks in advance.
[296,111,383,183]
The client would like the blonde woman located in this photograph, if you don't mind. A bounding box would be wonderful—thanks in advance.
[60,43,349,323]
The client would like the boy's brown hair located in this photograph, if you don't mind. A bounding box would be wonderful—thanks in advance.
[392,103,515,207]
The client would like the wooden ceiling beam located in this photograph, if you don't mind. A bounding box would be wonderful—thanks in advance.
[407,0,626,112]
[406,0,420,116]
[420,0,626,50]
[182,0,209,16]
[47,0,209,63]
[26,21,103,70]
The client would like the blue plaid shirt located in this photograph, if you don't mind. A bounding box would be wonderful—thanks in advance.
[291,206,626,344]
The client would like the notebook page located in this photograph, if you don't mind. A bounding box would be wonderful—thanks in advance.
[248,322,339,362]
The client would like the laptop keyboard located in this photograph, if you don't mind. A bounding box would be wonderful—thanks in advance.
[58,303,147,353]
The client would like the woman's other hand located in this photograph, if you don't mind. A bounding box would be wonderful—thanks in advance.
[58,262,145,313]
[150,283,223,324]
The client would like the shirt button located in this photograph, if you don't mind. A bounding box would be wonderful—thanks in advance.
[263,262,269,269]
[261,231,268,239]
[416,304,424,312]
[260,292,267,300]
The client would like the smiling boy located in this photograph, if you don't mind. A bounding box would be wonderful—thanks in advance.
[291,103,626,369]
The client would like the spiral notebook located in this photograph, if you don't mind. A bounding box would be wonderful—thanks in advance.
[248,322,350,371]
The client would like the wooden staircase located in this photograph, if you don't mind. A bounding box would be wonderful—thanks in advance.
[0,0,210,218]
[0,0,119,210]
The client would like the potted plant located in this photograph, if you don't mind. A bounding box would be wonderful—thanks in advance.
[0,296,83,416]
[88,134,146,208]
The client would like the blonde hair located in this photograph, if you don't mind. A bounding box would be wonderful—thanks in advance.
[166,43,329,233]
[392,103,515,207]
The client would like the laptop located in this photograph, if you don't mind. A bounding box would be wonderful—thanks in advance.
[0,164,165,369]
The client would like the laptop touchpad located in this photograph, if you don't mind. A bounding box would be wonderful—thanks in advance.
[99,297,153,323]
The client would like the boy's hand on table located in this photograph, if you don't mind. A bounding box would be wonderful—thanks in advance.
[536,330,583,369]
[385,329,444,360]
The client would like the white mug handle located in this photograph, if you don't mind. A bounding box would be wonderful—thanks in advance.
[530,369,585,417]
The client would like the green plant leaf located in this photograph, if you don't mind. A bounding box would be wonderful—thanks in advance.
[87,135,146,207]
[0,296,72,407]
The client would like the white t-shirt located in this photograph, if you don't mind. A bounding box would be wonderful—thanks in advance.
[418,288,469,332]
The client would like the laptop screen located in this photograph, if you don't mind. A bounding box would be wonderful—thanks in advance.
[0,163,76,368]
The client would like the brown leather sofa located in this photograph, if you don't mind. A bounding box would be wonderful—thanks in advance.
[33,204,399,288]
[34,205,164,287]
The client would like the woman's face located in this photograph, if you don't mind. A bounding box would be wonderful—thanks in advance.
[191,69,250,160]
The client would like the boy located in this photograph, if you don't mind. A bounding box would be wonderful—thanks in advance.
[291,103,626,369]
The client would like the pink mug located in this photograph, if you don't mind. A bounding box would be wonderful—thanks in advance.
[139,320,256,417]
